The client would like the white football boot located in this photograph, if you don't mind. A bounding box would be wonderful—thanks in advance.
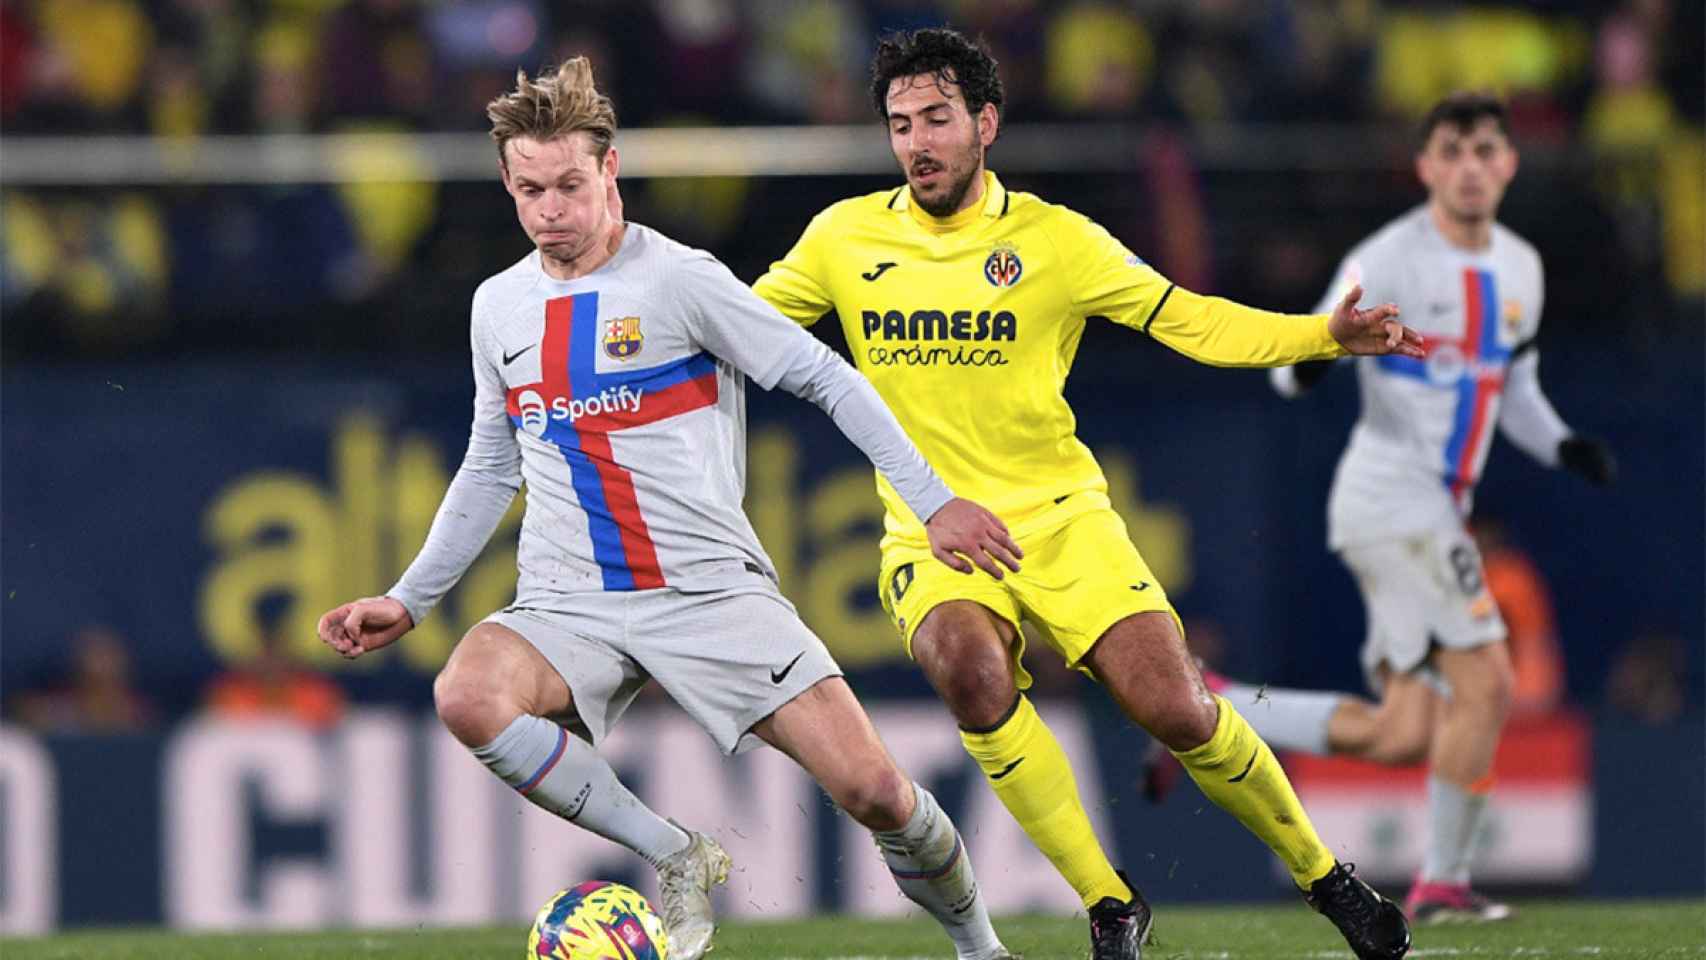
[656,825,731,960]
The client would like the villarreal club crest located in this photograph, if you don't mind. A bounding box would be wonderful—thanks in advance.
[983,243,1022,288]
[604,315,644,361]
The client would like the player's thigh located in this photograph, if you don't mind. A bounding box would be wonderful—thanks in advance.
[750,675,911,822]
[438,619,574,716]
[882,551,1029,700]
[628,586,842,756]
[881,552,1023,660]
[1341,528,1507,690]
[1011,508,1180,671]
[480,607,646,745]
[1082,610,1218,748]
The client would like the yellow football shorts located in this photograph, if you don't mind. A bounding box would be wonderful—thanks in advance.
[877,499,1179,688]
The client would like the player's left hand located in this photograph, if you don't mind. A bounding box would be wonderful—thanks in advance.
[1328,284,1424,358]
[925,497,1023,579]
[1558,435,1617,486]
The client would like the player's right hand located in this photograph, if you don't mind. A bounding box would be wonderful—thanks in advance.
[317,596,414,659]
[925,497,1023,579]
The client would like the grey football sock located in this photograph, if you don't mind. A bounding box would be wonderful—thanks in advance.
[1221,681,1338,755]
[873,783,1006,960]
[473,714,689,868]
[1422,774,1486,885]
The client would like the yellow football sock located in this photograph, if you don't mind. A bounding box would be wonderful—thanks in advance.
[1172,694,1337,889]
[959,694,1131,907]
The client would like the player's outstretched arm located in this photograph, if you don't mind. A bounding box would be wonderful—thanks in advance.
[318,596,414,659]
[1327,284,1423,357]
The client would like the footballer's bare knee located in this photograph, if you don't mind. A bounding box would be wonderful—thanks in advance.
[1137,676,1219,751]
[838,761,914,832]
[911,602,1019,729]
[1439,644,1515,724]
[435,623,567,747]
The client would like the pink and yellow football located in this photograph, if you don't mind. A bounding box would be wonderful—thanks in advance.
[527,880,669,960]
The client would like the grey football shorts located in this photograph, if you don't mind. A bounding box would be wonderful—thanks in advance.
[484,580,842,754]
[1339,523,1508,696]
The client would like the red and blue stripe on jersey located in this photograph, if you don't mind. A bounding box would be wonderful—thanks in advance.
[1377,269,1511,507]
[504,292,719,590]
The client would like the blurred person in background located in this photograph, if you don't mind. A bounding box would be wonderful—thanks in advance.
[1191,92,1618,925]
[1471,517,1566,718]
[204,623,346,732]
[318,0,436,125]
[14,624,157,733]
[754,27,1418,960]
[1604,628,1687,725]
[313,58,1022,960]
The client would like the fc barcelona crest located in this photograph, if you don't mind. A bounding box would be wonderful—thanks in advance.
[984,244,1022,287]
[1500,299,1522,341]
[604,315,643,361]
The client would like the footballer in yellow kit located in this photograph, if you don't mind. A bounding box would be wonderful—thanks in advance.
[754,28,1420,960]
[759,169,1350,679]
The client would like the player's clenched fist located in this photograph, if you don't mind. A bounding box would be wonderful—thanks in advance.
[924,497,1024,579]
[317,596,414,659]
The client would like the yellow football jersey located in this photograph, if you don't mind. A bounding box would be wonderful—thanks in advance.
[754,171,1346,549]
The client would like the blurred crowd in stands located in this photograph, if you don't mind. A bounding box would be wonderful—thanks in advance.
[3,0,1700,134]
[1,0,1700,359]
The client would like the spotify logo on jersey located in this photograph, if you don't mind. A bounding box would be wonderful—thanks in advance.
[517,390,549,437]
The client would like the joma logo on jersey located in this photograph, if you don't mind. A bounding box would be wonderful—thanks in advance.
[604,315,643,361]
[861,309,1017,342]
[983,245,1022,287]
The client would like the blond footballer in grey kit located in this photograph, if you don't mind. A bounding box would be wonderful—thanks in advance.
[317,59,1025,960]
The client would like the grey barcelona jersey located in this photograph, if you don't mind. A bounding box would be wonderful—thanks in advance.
[388,223,953,624]
[1309,207,1571,550]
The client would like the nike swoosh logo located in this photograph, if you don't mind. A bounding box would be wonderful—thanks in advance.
[502,344,536,365]
[861,262,898,281]
[990,757,1025,781]
[770,652,806,685]
[1228,748,1260,783]
[1131,582,1150,591]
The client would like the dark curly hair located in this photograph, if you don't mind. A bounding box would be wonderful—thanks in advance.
[868,28,1004,124]
[1418,91,1509,148]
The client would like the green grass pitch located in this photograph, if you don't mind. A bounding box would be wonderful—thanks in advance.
[5,900,1702,959]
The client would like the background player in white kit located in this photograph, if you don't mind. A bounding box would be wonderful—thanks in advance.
[1169,92,1617,924]
[315,59,1027,960]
